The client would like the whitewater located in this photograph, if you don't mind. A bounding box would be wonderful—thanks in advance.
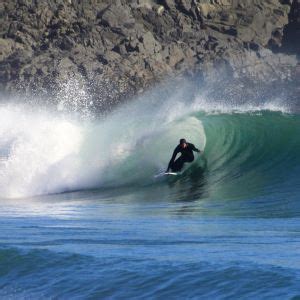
[0,84,298,199]
[0,82,300,299]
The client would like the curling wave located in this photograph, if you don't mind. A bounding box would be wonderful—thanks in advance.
[0,90,299,199]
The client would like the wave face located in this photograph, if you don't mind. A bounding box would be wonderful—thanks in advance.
[0,85,299,201]
[202,111,300,201]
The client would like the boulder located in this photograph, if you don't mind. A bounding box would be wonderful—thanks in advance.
[100,4,135,29]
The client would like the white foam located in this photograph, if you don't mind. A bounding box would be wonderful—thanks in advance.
[0,78,291,198]
[190,95,292,115]
[0,100,206,198]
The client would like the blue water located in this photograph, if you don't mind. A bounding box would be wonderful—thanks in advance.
[1,191,300,299]
[0,94,300,298]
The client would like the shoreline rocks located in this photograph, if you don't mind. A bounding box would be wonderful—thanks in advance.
[0,0,299,108]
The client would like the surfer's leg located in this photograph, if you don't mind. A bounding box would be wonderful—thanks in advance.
[171,155,194,172]
[171,156,185,172]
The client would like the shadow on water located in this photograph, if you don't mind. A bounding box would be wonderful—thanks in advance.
[164,165,210,215]
[167,164,209,203]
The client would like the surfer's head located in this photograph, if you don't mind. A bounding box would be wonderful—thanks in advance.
[179,138,187,148]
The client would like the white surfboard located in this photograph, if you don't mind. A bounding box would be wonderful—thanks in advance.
[154,172,179,178]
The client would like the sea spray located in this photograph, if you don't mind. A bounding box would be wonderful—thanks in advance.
[0,80,297,199]
[0,97,206,198]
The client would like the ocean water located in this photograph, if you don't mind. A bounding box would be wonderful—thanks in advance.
[0,86,300,299]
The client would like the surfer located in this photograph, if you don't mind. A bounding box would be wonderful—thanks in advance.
[166,138,201,173]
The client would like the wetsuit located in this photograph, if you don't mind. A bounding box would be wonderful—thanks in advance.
[167,143,200,172]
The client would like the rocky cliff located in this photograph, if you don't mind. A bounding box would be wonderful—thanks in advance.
[281,0,300,55]
[0,0,299,108]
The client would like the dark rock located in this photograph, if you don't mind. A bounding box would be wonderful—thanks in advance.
[177,0,192,14]
[58,36,74,51]
[280,0,300,56]
[161,0,176,10]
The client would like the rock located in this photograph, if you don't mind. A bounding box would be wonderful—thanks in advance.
[0,0,298,106]
[0,39,19,61]
[197,3,216,18]
[140,31,161,55]
[280,0,300,56]
[100,4,135,29]
[162,0,175,10]
[177,0,192,14]
[156,5,165,15]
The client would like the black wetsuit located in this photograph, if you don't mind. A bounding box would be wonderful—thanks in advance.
[167,143,200,172]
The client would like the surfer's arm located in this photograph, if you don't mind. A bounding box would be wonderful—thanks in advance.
[190,143,201,153]
[166,147,179,172]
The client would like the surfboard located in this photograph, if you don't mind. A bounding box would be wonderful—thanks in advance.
[154,172,179,178]
[164,172,178,176]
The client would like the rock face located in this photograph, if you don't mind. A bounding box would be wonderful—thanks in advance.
[0,0,299,107]
[281,0,300,56]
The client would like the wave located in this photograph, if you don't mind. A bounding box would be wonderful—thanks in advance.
[0,98,206,198]
[0,86,299,199]
[1,246,300,299]
[201,111,300,200]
